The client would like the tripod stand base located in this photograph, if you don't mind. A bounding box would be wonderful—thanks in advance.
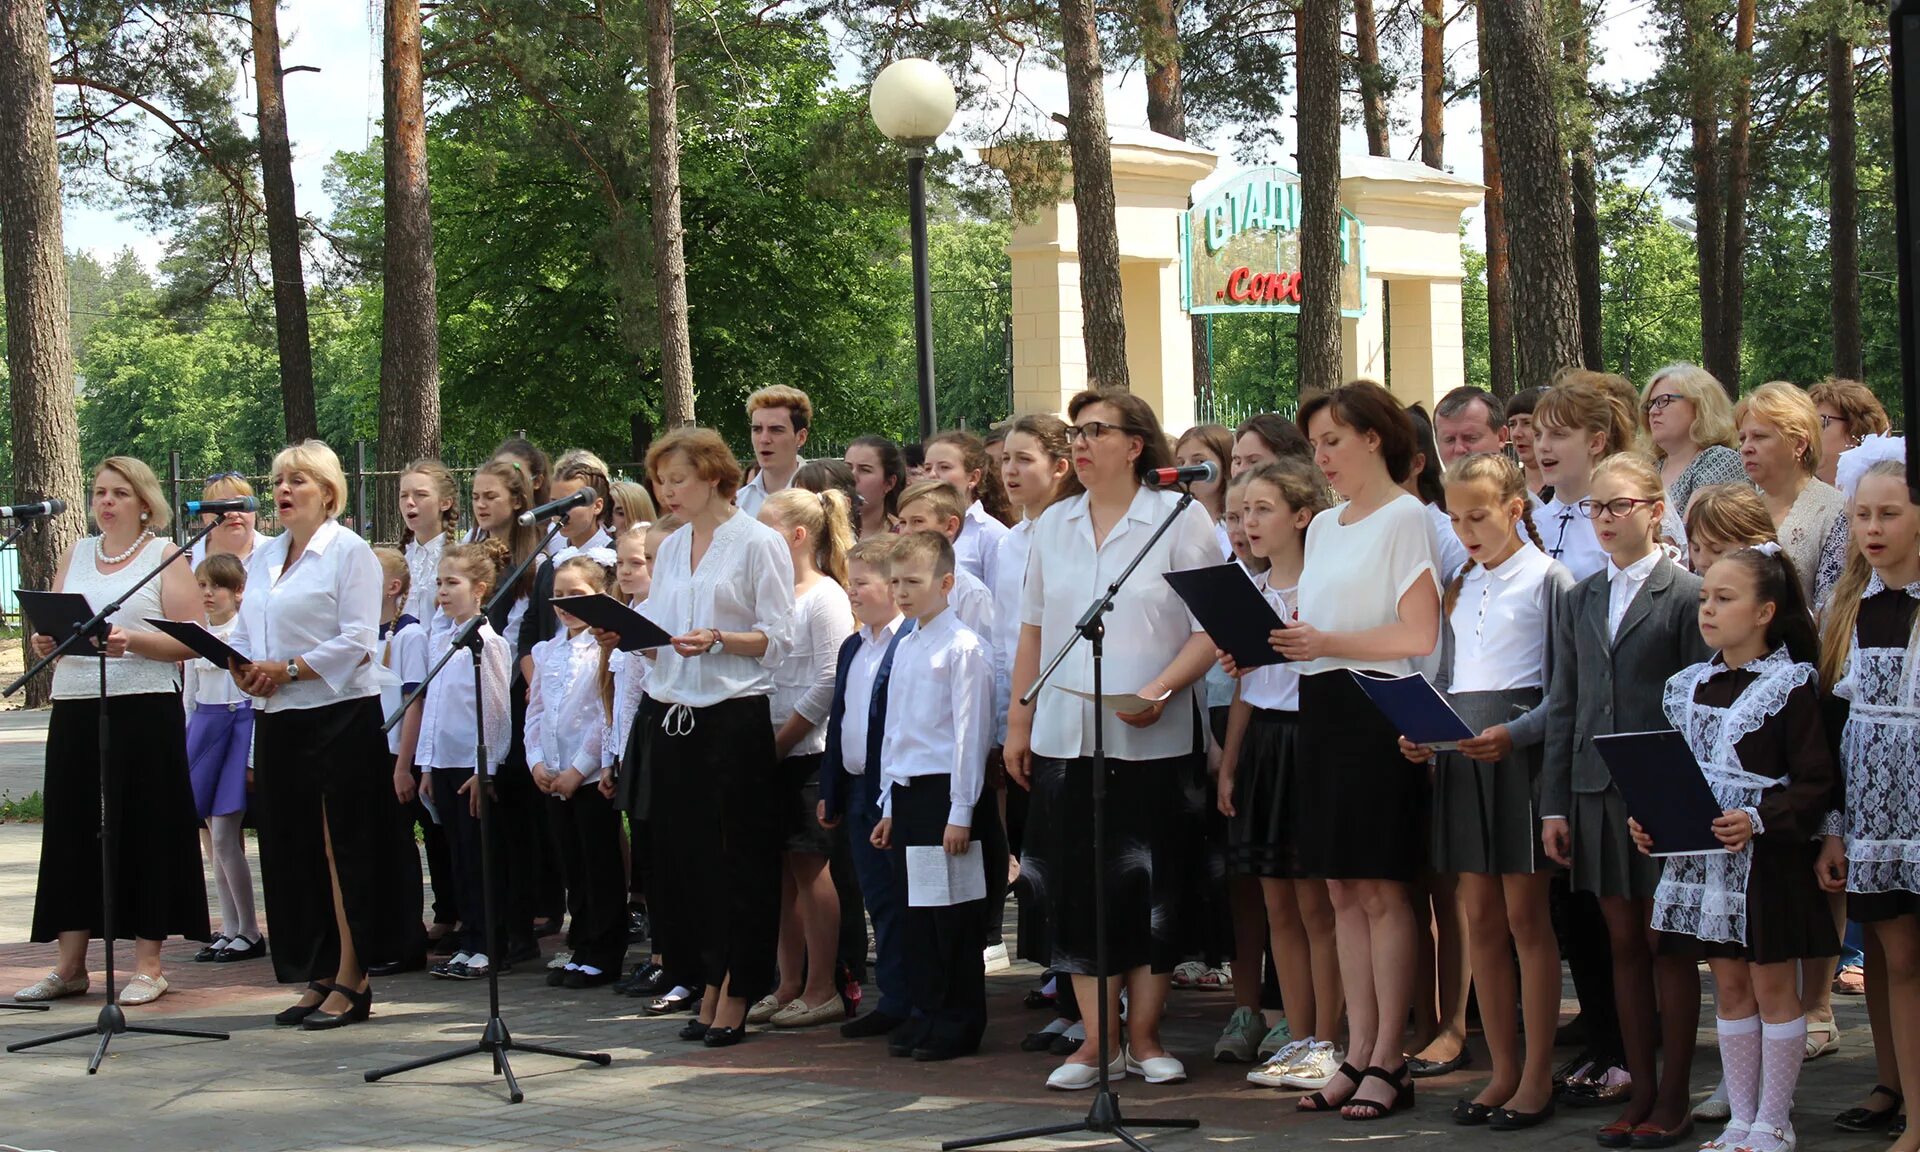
[6,1002,229,1073]
[942,1086,1200,1152]
[364,1015,611,1104]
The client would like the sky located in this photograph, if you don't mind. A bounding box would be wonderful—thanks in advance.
[61,0,1666,268]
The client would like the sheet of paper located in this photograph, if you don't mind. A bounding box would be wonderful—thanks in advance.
[1052,685,1172,714]
[906,841,987,908]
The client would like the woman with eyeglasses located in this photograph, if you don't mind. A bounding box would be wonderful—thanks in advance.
[1737,382,1844,603]
[1638,364,1746,560]
[191,472,274,567]
[1004,387,1223,1091]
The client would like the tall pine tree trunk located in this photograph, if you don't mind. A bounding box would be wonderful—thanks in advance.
[379,0,441,539]
[1421,0,1444,168]
[1298,0,1343,393]
[647,0,694,428]
[1716,0,1756,393]
[1564,4,1603,369]
[1481,0,1582,391]
[1139,0,1211,407]
[251,0,317,443]
[1829,26,1862,381]
[1479,4,1514,399]
[1061,0,1129,391]
[1684,1,1727,393]
[0,0,87,707]
[1355,0,1391,157]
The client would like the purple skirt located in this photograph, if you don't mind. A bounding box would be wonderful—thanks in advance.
[187,701,253,819]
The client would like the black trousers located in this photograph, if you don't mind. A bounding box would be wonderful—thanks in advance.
[548,785,629,972]
[408,765,456,926]
[499,679,546,945]
[892,773,988,1054]
[437,767,506,957]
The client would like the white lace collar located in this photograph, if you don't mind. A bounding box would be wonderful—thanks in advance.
[1700,645,1796,682]
[1865,570,1920,600]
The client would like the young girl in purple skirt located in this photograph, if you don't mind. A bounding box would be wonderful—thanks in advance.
[186,552,264,963]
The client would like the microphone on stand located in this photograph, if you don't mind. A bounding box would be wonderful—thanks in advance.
[183,496,259,517]
[518,487,594,526]
[0,499,66,519]
[1142,460,1219,489]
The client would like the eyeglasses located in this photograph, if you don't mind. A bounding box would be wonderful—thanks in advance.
[1066,421,1136,445]
[204,471,246,485]
[1819,413,1847,430]
[1643,393,1684,414]
[1578,497,1659,520]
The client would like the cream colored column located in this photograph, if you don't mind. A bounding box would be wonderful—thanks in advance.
[1384,278,1465,411]
[1008,211,1084,416]
[1340,273,1388,384]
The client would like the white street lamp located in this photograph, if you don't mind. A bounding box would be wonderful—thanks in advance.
[870,59,957,439]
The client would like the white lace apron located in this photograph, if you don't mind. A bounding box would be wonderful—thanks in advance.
[1837,575,1920,894]
[1650,649,1811,945]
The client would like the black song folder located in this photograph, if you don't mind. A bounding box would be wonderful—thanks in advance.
[1592,730,1726,857]
[1347,669,1477,751]
[1163,563,1289,670]
[18,589,106,651]
[146,617,250,668]
[550,594,674,652]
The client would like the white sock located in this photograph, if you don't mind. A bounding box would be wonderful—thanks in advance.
[1745,1017,1807,1151]
[1716,1014,1762,1142]
[209,813,257,940]
[579,965,602,976]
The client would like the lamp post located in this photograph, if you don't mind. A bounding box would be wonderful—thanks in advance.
[870,58,957,441]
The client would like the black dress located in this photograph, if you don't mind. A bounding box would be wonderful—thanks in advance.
[1835,579,1920,924]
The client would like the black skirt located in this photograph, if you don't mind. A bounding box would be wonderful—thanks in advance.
[1021,752,1192,976]
[1013,755,1064,966]
[780,752,834,855]
[1289,671,1426,882]
[32,694,210,943]
[1660,836,1840,965]
[1227,708,1301,878]
[253,696,404,985]
[1852,889,1920,924]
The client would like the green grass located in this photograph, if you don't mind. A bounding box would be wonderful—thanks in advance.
[0,789,44,822]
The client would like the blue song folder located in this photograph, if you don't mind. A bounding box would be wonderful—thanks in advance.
[1163,563,1289,669]
[1592,730,1726,857]
[1346,669,1476,751]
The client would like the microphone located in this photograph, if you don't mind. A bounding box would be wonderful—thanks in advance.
[1143,460,1220,489]
[518,488,593,526]
[184,496,259,517]
[0,498,66,519]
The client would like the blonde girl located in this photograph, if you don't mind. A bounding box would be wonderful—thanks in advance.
[1533,381,1634,581]
[398,459,460,625]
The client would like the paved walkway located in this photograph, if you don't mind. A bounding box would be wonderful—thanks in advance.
[0,709,1896,1151]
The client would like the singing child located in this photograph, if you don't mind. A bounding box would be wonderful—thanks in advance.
[371,546,430,972]
[1533,381,1634,581]
[1630,544,1837,1152]
[898,479,995,638]
[550,450,615,563]
[924,430,1013,587]
[186,552,264,964]
[871,531,995,1061]
[398,459,459,627]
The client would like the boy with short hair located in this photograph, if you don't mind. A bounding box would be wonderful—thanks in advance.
[738,385,813,517]
[870,531,994,1061]
[896,480,994,639]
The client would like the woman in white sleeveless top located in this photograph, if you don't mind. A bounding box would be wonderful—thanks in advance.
[15,457,209,1007]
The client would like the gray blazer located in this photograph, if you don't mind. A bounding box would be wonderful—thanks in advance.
[1540,556,1712,817]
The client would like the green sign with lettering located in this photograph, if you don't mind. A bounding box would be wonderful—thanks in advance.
[1179,166,1367,318]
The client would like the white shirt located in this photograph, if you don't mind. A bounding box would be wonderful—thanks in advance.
[527,629,611,784]
[1607,549,1663,642]
[1297,493,1439,677]
[735,457,805,520]
[183,614,248,710]
[605,619,651,767]
[1238,576,1302,710]
[379,617,429,755]
[1426,502,1469,586]
[1539,495,1608,581]
[553,526,613,566]
[878,609,994,824]
[1449,541,1556,693]
[954,501,1009,590]
[403,533,446,626]
[991,520,1033,744]
[641,512,797,707]
[950,566,996,649]
[771,580,855,758]
[49,536,182,700]
[414,616,513,773]
[230,519,384,712]
[841,615,903,776]
[1022,486,1220,761]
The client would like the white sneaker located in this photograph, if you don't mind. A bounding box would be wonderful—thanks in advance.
[1047,1048,1128,1091]
[1246,1039,1309,1087]
[1695,1079,1732,1122]
[1280,1041,1343,1090]
[983,943,1011,973]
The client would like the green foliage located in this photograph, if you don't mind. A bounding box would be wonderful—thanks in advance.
[0,790,44,823]
[1596,182,1704,382]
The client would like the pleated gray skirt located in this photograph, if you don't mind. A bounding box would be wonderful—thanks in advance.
[1430,688,1544,876]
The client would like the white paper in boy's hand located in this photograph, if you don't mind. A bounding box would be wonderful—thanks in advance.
[1053,685,1172,714]
[906,842,987,907]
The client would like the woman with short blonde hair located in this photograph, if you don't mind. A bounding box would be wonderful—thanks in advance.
[1639,364,1746,558]
[1735,382,1844,601]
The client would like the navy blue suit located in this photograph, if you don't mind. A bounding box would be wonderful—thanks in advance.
[820,620,912,1020]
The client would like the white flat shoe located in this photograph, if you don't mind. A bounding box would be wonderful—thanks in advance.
[1047,1049,1127,1091]
[1695,1080,1731,1122]
[118,973,168,1006]
[14,969,89,1002]
[746,993,785,1024]
[1126,1052,1189,1084]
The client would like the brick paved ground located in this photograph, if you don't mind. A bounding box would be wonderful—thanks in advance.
[0,710,1899,1151]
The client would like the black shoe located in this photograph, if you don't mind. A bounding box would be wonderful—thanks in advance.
[841,1010,906,1039]
[1453,1099,1495,1126]
[565,967,618,989]
[1490,1099,1557,1131]
[547,967,571,987]
[627,909,651,943]
[194,935,233,963]
[301,983,373,1030]
[888,1018,930,1057]
[1835,1086,1903,1132]
[1408,1049,1472,1078]
[503,938,541,966]
[702,1025,746,1048]
[914,1041,973,1062]
[1892,1114,1909,1139]
[617,961,667,996]
[212,935,267,964]
[274,981,335,1027]
[531,918,564,939]
[364,955,420,977]
[678,1019,709,1041]
[1049,1031,1085,1057]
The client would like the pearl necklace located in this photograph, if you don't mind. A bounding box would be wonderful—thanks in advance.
[99,529,152,566]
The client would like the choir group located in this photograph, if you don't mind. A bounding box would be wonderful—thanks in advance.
[12,368,1920,1151]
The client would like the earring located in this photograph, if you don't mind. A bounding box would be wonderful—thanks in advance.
[140,512,149,523]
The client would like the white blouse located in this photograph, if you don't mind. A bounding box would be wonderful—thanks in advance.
[229,519,384,713]
[1447,541,1557,693]
[1537,494,1608,581]
[527,629,611,785]
[378,617,429,755]
[991,520,1033,744]
[954,500,1009,591]
[50,536,182,700]
[1021,486,1219,761]
[414,616,512,773]
[605,612,651,767]
[951,566,996,646]
[1239,577,1301,711]
[403,532,446,626]
[182,614,248,710]
[770,580,855,758]
[1296,492,1439,678]
[553,526,614,566]
[878,608,995,824]
[641,512,796,707]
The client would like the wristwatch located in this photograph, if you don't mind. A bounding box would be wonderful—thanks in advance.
[705,630,724,655]
[285,658,301,683]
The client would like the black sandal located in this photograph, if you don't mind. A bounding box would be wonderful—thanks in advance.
[274,981,336,1027]
[301,982,373,1031]
[1836,1086,1904,1132]
[1298,1063,1365,1113]
[1343,1065,1414,1122]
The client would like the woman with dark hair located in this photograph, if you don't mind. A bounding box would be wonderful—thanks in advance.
[1005,388,1222,1090]
[1404,404,1469,585]
[1233,412,1314,476]
[846,436,907,539]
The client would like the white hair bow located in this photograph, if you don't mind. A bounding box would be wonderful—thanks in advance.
[1836,433,1907,505]
[583,546,619,568]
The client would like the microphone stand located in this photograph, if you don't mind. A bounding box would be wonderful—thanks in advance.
[0,516,39,554]
[6,517,232,1068]
[365,519,611,1103]
[944,483,1202,1152]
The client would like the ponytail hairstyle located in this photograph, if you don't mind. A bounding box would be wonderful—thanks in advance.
[440,539,508,604]
[555,553,619,723]
[553,449,615,530]
[1684,483,1775,557]
[927,429,1014,526]
[1440,452,1544,617]
[764,485,856,587]
[473,457,543,600]
[795,458,863,527]
[1536,377,1635,459]
[1174,423,1235,518]
[1006,413,1085,513]
[492,436,552,504]
[848,435,909,521]
[400,458,460,547]
[1720,545,1821,667]
[1820,459,1915,687]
